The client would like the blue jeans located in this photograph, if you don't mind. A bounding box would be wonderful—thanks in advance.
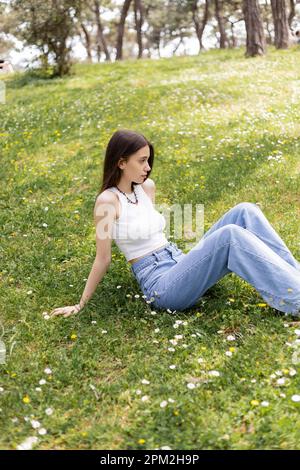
[131,203,300,315]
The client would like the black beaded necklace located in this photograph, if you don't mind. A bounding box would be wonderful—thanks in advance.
[116,185,138,204]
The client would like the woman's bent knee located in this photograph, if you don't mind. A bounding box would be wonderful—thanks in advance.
[233,202,259,213]
[218,223,245,243]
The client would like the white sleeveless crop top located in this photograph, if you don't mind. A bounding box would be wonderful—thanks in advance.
[106,184,169,261]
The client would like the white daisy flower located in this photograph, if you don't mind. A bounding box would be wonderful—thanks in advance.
[208,370,220,377]
[261,401,269,407]
[141,379,150,385]
[30,420,41,429]
[187,383,196,389]
[291,394,300,402]
[226,335,236,341]
[38,428,47,435]
[276,378,286,386]
[160,401,168,408]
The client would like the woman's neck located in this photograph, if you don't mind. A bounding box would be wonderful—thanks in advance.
[116,180,134,194]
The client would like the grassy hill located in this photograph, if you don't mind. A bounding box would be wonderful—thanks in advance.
[1,47,300,449]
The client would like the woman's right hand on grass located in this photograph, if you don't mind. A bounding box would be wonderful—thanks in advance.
[49,304,82,318]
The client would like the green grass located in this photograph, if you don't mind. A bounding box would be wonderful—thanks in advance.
[1,46,300,450]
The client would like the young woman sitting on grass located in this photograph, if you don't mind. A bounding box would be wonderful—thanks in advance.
[50,129,300,318]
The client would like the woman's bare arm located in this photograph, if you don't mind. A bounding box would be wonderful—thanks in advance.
[50,192,116,318]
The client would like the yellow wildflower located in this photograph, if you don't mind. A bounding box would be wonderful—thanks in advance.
[250,400,259,406]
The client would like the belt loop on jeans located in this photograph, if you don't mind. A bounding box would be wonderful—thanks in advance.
[165,245,173,255]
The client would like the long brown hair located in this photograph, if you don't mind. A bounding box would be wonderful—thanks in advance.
[98,129,154,196]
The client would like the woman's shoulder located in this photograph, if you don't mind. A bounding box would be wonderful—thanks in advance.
[142,177,155,190]
[96,188,118,202]
[95,189,120,220]
[141,177,155,203]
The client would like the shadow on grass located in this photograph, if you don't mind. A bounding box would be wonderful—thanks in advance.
[6,68,73,89]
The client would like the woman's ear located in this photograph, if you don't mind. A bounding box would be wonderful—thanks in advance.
[118,157,126,170]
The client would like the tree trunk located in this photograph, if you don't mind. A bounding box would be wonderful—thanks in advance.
[94,0,111,62]
[55,46,71,77]
[134,0,144,59]
[215,0,227,48]
[191,0,209,51]
[265,16,273,45]
[243,0,266,56]
[270,0,290,48]
[288,0,295,28]
[229,22,237,48]
[81,23,92,62]
[116,0,132,60]
[152,27,162,57]
[172,35,184,55]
